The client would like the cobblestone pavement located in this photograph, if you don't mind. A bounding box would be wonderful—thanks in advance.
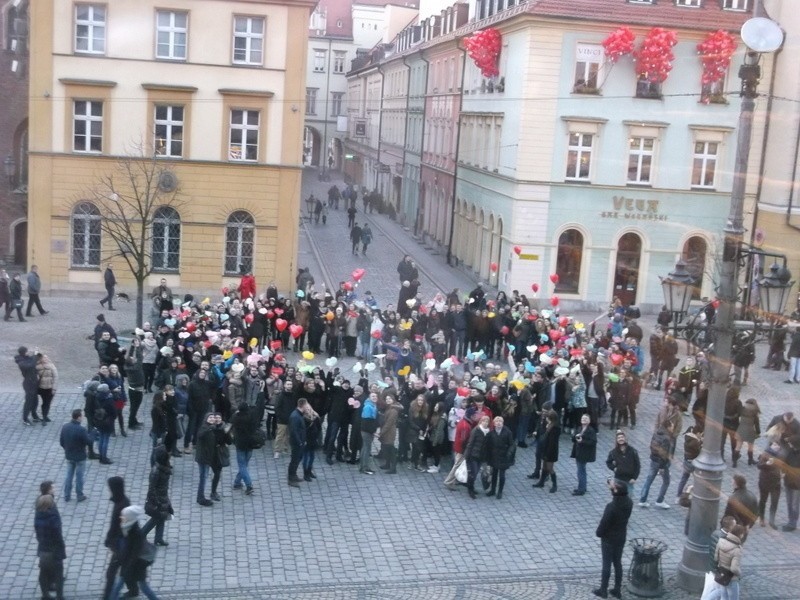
[1,169,798,598]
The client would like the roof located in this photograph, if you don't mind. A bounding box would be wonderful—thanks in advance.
[354,0,420,7]
[529,0,751,32]
[310,0,354,39]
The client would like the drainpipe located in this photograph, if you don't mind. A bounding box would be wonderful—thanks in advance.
[416,50,429,237]
[446,43,467,266]
[321,36,333,179]
[402,53,412,224]
[375,64,385,192]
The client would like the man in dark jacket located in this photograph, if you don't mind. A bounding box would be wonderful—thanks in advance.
[185,368,213,452]
[34,481,66,600]
[5,272,25,321]
[231,403,259,494]
[324,380,351,465]
[638,422,674,509]
[486,416,515,499]
[59,409,91,502]
[100,263,116,310]
[103,476,136,600]
[605,431,640,497]
[273,380,296,459]
[594,478,633,598]
[16,346,40,424]
[288,398,309,487]
[782,434,800,531]
[465,414,490,499]
[723,473,759,529]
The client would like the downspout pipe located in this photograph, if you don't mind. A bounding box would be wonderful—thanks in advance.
[416,50,429,237]
[402,53,412,224]
[446,43,467,266]
[375,64,385,192]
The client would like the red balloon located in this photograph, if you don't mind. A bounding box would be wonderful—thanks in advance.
[274,308,284,316]
[425,352,434,359]
[244,314,254,324]
[343,281,353,291]
[274,353,285,362]
[558,317,569,328]
[352,268,366,282]
[185,322,197,333]
[490,262,498,272]
[550,274,560,284]
[610,353,624,366]
[531,283,540,293]
[457,387,470,397]
[275,318,288,332]
[537,345,550,354]
[550,295,560,307]
[549,330,561,341]
[267,310,275,319]
[270,340,282,350]
[513,246,522,255]
[371,330,382,339]
[289,324,304,339]
[500,326,510,336]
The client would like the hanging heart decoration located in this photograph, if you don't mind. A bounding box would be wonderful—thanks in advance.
[464,28,502,78]
[602,26,636,63]
[634,28,678,84]
[697,29,736,103]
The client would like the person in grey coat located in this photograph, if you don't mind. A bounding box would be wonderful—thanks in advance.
[25,265,48,316]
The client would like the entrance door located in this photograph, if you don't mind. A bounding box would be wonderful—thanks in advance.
[14,221,27,266]
[613,232,642,306]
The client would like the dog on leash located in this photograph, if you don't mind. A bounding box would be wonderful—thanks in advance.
[115,292,131,302]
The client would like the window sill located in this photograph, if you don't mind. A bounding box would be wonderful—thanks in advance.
[69,266,101,271]
[572,87,601,96]
[73,51,106,57]
[564,179,592,184]
[690,186,717,192]
[72,150,103,155]
[151,268,180,275]
[231,62,264,68]
[155,57,187,62]
[626,182,652,188]
[700,96,729,106]
[634,94,663,100]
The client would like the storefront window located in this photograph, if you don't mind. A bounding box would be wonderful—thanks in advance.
[682,236,707,299]
[614,232,642,306]
[555,229,583,294]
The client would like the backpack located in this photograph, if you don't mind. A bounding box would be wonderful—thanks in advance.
[139,540,157,566]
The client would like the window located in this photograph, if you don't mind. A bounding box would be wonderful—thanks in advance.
[306,88,317,115]
[156,10,187,60]
[73,100,103,153]
[627,137,654,184]
[75,4,106,54]
[723,0,748,10]
[636,76,662,99]
[154,105,184,158]
[330,92,344,117]
[573,44,603,93]
[229,109,259,161]
[233,16,264,65]
[676,0,701,5]
[701,78,727,104]
[225,211,254,275]
[152,207,181,271]
[566,133,593,180]
[692,141,718,188]
[555,229,584,294]
[71,202,101,267]
[682,236,707,299]
[309,8,326,31]
[313,49,326,72]
[333,51,346,74]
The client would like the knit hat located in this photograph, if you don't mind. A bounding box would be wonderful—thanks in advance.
[120,505,145,530]
[96,383,110,393]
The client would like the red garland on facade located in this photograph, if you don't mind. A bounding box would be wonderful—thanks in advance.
[634,28,678,84]
[697,30,736,86]
[601,26,636,62]
[464,28,502,78]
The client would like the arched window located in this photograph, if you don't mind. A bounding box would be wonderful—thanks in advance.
[225,210,254,274]
[71,202,101,267]
[555,229,584,294]
[152,206,181,271]
[682,236,707,299]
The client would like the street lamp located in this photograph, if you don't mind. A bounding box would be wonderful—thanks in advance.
[3,155,15,187]
[304,196,315,221]
[758,263,794,319]
[677,15,784,593]
[660,259,696,334]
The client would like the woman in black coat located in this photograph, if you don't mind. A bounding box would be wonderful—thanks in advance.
[533,410,561,493]
[34,483,65,600]
[570,413,597,496]
[142,445,173,546]
[485,416,516,499]
[232,402,259,493]
[110,506,159,600]
[465,414,490,499]
[195,413,231,506]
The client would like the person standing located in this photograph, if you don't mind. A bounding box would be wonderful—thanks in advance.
[465,415,490,499]
[142,445,173,546]
[485,416,515,499]
[709,524,746,600]
[36,353,58,424]
[100,263,117,311]
[593,478,633,599]
[533,410,561,493]
[781,434,800,532]
[606,430,641,497]
[0,269,10,316]
[444,408,471,489]
[59,409,91,502]
[361,223,373,256]
[95,383,117,464]
[103,476,137,600]
[231,402,258,494]
[359,392,379,475]
[273,379,295,459]
[34,481,66,600]
[16,346,40,424]
[757,441,783,529]
[723,474,759,529]
[347,205,357,228]
[571,413,597,496]
[302,405,322,482]
[378,395,402,474]
[238,268,256,301]
[195,412,231,505]
[288,398,309,487]
[25,265,48,317]
[6,272,25,321]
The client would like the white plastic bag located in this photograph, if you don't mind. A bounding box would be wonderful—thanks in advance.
[700,571,720,600]
[455,459,468,484]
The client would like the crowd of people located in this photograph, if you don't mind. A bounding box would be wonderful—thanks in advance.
[17,257,800,600]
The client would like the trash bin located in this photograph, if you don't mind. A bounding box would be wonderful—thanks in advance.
[627,538,668,597]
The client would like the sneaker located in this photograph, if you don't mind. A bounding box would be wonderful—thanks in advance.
[426,466,440,474]
[784,380,795,384]
[363,470,375,475]
[638,501,650,508]
[655,501,670,509]
[232,483,243,490]
[609,590,622,599]
[43,417,51,423]
[77,495,88,502]
[210,492,221,502]
[197,498,213,506]
[274,452,280,459]
[593,589,608,599]
[245,486,254,495]
[23,420,32,426]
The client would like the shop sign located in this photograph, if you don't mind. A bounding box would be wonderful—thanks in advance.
[600,195,667,221]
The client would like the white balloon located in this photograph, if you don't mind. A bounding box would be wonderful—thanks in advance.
[352,362,363,372]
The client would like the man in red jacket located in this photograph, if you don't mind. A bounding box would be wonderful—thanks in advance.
[444,407,472,489]
[238,269,256,300]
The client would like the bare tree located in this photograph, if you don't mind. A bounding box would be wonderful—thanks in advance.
[85,152,182,327]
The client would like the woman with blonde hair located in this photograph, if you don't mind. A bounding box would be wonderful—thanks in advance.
[735,398,761,467]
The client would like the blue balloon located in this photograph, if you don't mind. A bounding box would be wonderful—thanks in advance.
[507,344,516,353]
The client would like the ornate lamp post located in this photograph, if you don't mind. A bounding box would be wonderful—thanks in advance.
[660,260,696,336]
[758,263,794,320]
[677,15,784,593]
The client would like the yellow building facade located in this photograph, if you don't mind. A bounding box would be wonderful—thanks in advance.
[28,0,315,294]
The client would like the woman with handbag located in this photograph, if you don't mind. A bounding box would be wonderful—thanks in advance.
[141,446,173,547]
[109,506,160,600]
[195,413,231,506]
[708,524,745,600]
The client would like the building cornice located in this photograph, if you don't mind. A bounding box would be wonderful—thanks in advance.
[58,78,116,88]
[141,83,198,93]
[218,88,275,98]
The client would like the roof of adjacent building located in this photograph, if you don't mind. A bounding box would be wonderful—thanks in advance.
[354,0,420,7]
[529,0,751,31]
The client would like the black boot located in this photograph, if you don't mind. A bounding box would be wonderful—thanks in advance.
[732,450,740,468]
[88,448,99,460]
[533,473,548,488]
[550,472,558,493]
[303,469,313,482]
[748,451,755,465]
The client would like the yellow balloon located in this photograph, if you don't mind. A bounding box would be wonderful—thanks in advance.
[302,351,315,360]
[222,350,233,360]
[496,371,508,381]
[201,297,210,305]
[398,365,411,376]
[488,312,496,319]
[249,337,258,347]
[511,380,525,390]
